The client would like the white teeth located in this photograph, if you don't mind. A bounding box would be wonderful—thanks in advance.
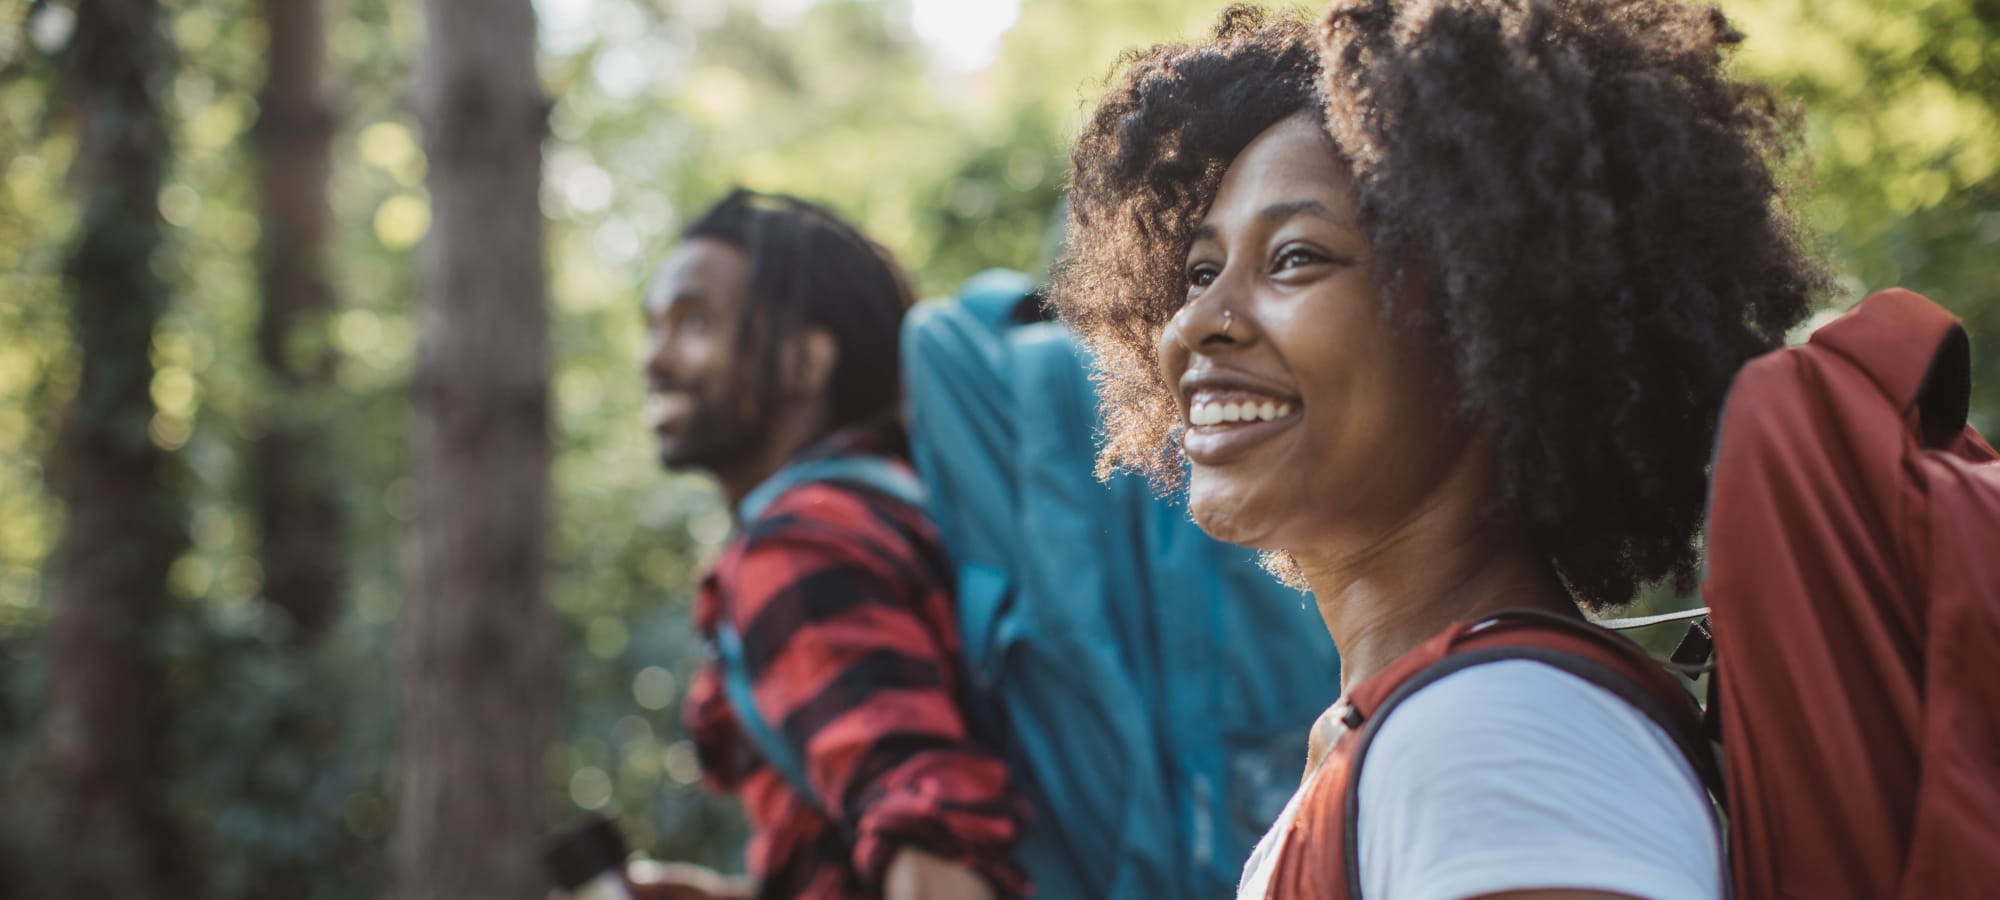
[1188,398,1297,427]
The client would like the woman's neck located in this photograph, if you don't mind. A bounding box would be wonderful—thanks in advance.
[1294,457,1577,695]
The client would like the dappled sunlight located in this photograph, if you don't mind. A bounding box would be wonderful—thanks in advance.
[0,0,1992,895]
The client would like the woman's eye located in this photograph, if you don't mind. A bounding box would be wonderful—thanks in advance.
[1186,264,1219,287]
[1274,247,1322,271]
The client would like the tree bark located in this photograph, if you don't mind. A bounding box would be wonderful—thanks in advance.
[254,0,344,645]
[243,13,347,900]
[395,0,553,897]
[45,0,187,897]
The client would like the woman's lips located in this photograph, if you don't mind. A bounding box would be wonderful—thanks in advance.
[1181,390,1302,465]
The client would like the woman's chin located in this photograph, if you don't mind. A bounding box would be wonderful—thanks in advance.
[1186,481,1283,550]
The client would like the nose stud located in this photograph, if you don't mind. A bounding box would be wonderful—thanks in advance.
[1221,309,1234,337]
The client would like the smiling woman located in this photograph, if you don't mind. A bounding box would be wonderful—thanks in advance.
[1056,2,1824,606]
[1053,2,1826,899]
[1161,116,1460,554]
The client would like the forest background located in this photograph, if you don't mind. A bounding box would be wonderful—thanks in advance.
[0,0,1995,897]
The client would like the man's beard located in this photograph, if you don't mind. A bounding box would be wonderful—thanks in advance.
[657,391,771,475]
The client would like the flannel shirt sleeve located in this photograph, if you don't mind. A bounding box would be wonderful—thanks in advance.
[725,484,1028,895]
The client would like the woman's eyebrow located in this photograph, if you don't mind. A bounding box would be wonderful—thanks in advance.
[1257,198,1350,229]
[1190,198,1352,245]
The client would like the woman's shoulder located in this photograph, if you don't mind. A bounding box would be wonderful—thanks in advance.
[1354,659,1721,900]
[1372,658,1693,761]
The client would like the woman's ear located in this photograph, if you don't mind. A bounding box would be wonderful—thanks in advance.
[782,327,839,401]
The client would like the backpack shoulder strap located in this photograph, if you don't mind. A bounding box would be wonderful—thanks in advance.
[714,619,819,809]
[737,455,926,523]
[1338,611,1728,899]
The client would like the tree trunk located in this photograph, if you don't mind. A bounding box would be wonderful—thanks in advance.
[244,13,346,900]
[253,0,344,645]
[45,0,187,897]
[395,0,553,896]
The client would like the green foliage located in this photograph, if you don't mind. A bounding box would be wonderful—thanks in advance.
[163,603,394,900]
[1729,0,2000,425]
[1,0,1996,895]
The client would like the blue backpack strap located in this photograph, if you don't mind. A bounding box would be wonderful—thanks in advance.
[716,454,928,814]
[713,619,818,808]
[737,455,925,523]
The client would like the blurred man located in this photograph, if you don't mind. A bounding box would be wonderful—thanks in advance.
[632,189,1025,900]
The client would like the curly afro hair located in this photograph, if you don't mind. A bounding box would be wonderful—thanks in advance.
[1052,1,1827,607]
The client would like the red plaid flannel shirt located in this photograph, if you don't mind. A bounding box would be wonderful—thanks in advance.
[684,427,1028,899]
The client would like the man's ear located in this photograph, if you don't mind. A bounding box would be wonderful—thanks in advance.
[782,327,839,401]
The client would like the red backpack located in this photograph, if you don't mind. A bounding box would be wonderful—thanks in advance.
[1704,287,2000,898]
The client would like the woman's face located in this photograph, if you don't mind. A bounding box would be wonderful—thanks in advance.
[1159,114,1465,554]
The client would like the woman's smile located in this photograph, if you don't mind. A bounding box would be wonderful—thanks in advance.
[1182,401,1303,464]
[1180,375,1304,464]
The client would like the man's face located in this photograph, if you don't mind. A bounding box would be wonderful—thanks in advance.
[641,238,767,472]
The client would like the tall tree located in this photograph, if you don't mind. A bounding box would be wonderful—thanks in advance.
[395,0,553,896]
[43,0,188,896]
[253,0,343,644]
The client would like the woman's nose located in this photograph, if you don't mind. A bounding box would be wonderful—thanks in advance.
[1172,288,1246,353]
